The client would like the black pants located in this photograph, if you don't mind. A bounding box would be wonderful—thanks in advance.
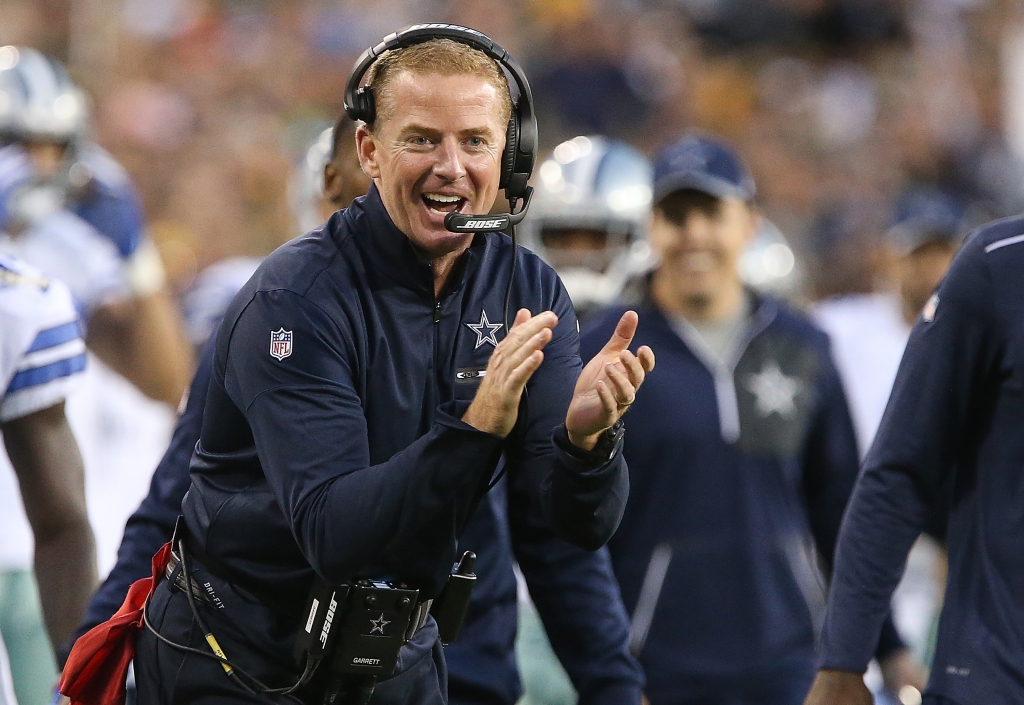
[135,566,446,705]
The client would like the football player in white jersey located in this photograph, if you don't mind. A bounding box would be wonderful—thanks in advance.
[0,254,96,705]
[0,45,192,406]
[0,47,186,705]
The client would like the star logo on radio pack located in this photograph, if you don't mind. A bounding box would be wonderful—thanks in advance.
[369,613,391,635]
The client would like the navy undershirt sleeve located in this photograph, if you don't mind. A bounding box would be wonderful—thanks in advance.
[820,239,996,672]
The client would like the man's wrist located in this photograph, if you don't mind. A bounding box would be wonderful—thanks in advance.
[567,429,600,451]
[556,420,625,466]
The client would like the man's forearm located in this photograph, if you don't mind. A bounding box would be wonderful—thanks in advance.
[819,467,928,672]
[88,291,194,407]
[34,517,98,654]
[3,404,99,655]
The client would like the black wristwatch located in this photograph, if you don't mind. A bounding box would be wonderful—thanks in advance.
[554,418,625,466]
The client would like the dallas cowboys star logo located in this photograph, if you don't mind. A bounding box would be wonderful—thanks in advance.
[744,360,803,418]
[466,309,503,349]
[369,613,390,635]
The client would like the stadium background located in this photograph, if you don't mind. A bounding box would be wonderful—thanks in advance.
[3,0,1023,302]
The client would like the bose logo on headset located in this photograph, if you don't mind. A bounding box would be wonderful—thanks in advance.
[456,219,505,230]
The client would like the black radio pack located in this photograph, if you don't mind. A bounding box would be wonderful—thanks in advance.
[296,579,419,671]
[295,578,420,704]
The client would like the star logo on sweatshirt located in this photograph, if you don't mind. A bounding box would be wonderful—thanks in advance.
[466,309,502,349]
[745,360,803,418]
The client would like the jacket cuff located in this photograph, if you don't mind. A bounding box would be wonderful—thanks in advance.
[552,423,624,477]
[436,400,500,438]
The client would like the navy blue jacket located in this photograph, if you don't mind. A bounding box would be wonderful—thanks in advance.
[77,342,642,704]
[84,186,638,695]
[581,292,902,700]
[821,218,1024,704]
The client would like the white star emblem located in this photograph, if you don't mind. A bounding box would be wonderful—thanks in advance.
[369,613,390,635]
[466,309,503,349]
[744,360,803,418]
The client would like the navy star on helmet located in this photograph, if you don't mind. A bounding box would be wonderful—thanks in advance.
[0,46,88,146]
[520,135,654,315]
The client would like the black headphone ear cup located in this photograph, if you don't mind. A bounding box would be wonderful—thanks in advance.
[353,86,376,124]
[499,115,518,191]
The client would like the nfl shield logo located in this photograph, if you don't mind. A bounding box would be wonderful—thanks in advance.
[270,328,293,361]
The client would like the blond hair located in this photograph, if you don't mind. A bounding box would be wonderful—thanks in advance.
[365,39,512,131]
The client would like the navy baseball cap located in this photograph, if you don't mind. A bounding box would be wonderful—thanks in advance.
[653,134,756,204]
[886,187,964,255]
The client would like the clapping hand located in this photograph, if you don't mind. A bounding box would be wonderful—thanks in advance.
[565,311,655,450]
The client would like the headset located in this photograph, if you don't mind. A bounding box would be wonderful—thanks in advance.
[343,23,537,235]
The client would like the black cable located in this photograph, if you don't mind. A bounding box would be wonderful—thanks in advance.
[141,596,305,704]
[140,541,313,704]
[501,198,519,338]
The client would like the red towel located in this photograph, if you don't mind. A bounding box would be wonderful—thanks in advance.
[60,542,172,705]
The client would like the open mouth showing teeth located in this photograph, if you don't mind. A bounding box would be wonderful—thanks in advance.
[422,193,467,214]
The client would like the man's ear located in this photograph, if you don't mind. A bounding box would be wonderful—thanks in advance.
[355,124,381,180]
[322,161,340,200]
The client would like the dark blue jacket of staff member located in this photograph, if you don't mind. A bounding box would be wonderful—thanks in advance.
[76,310,642,705]
[133,185,632,704]
[581,290,905,705]
[815,218,1024,705]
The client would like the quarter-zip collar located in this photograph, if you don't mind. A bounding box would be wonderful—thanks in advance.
[639,278,778,443]
[342,183,488,300]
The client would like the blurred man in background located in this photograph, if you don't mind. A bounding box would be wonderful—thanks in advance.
[580,133,922,705]
[813,189,964,457]
[1,253,96,705]
[0,46,186,705]
[0,45,192,405]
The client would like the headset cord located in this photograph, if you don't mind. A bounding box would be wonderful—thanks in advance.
[487,208,524,493]
[141,539,316,704]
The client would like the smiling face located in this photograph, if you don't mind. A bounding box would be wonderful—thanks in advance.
[650,189,758,319]
[356,70,507,258]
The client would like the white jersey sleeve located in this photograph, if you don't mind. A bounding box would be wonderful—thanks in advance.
[0,254,86,422]
[0,210,129,320]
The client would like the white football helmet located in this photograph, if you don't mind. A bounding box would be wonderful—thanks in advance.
[289,126,334,236]
[0,46,88,145]
[520,135,654,315]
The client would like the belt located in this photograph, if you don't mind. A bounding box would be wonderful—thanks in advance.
[165,548,433,640]
[165,547,218,607]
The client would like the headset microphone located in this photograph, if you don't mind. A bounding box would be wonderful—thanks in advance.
[444,187,533,234]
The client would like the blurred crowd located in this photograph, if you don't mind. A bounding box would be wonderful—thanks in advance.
[2,0,1022,300]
